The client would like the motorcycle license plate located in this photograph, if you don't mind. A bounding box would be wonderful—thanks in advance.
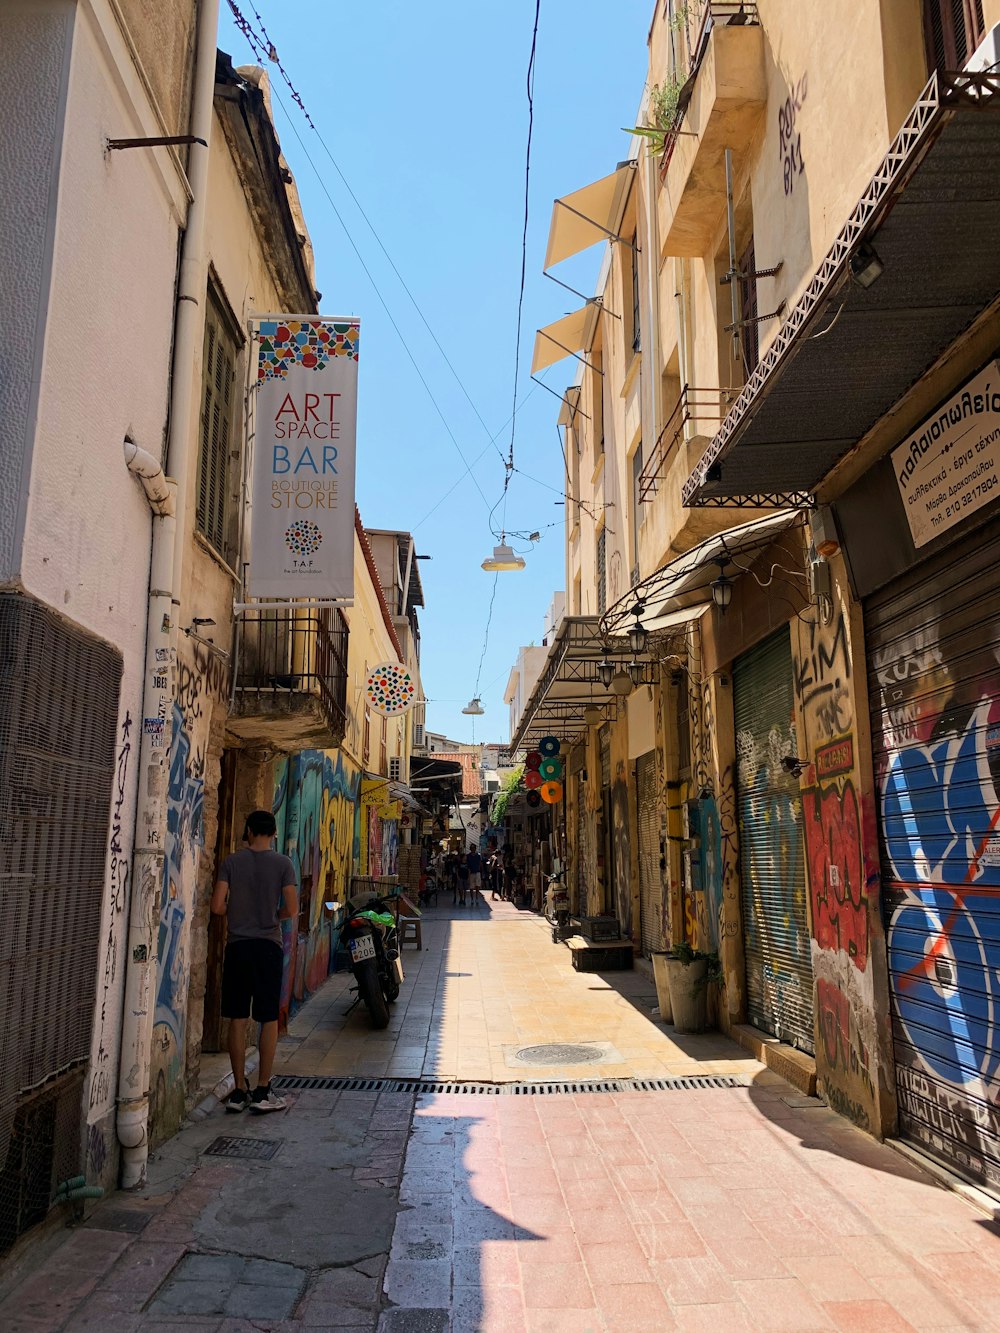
[349,935,376,963]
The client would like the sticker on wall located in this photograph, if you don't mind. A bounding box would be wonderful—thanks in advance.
[539,736,561,757]
[366,662,417,716]
[540,780,563,804]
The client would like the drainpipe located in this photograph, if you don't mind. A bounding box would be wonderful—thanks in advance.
[117,0,220,1190]
[124,437,174,517]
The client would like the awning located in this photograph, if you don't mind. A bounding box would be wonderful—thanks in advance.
[389,781,428,815]
[510,611,701,752]
[683,72,1000,508]
[558,383,583,426]
[532,304,600,375]
[544,164,636,269]
[601,511,804,636]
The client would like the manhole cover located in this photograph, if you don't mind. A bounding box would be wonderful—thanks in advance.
[204,1135,282,1160]
[514,1044,605,1066]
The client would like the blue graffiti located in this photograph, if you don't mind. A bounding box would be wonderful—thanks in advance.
[156,702,204,1045]
[882,701,1000,887]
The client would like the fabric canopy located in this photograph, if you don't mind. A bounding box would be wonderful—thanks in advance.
[531,305,599,375]
[544,165,635,269]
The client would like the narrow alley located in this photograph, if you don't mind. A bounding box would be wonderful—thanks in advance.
[2,898,997,1333]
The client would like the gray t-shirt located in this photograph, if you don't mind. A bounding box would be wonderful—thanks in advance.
[219,848,296,946]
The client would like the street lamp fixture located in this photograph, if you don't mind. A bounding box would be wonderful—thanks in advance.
[711,565,733,611]
[610,669,634,697]
[597,657,615,689]
[584,705,603,725]
[627,603,648,656]
[462,697,485,715]
[627,658,644,688]
[481,542,525,572]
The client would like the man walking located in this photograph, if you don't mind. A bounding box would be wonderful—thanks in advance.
[211,809,298,1113]
[466,843,483,900]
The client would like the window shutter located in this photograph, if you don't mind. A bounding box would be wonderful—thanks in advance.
[597,529,607,616]
[739,237,759,376]
[197,291,239,560]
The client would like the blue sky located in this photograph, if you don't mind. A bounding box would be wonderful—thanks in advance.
[220,1,653,744]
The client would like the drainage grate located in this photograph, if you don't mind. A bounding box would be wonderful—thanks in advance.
[272,1074,748,1095]
[203,1136,283,1160]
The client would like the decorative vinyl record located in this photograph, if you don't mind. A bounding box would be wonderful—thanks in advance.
[526,790,542,808]
[365,662,417,716]
[540,780,563,804]
[538,757,563,781]
[539,736,561,757]
[525,751,542,771]
[524,769,543,790]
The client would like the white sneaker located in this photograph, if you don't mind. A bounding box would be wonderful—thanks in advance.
[249,1083,286,1113]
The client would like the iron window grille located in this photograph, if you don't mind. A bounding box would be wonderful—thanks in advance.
[234,606,348,744]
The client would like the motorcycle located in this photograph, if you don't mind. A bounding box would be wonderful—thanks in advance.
[545,869,572,943]
[341,895,403,1029]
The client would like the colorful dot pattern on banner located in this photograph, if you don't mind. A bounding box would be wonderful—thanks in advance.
[256,319,360,383]
[365,661,417,716]
[284,519,323,556]
[539,736,561,757]
[540,781,563,804]
[539,758,563,781]
[524,770,543,790]
[526,790,542,808]
[525,751,542,771]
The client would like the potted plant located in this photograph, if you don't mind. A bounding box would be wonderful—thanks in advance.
[662,940,723,1034]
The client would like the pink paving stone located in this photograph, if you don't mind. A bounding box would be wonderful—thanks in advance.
[672,1301,759,1330]
[918,1248,1000,1297]
[579,1239,654,1286]
[783,1256,879,1303]
[523,1309,604,1333]
[454,1241,523,1287]
[519,1260,596,1310]
[567,1206,636,1245]
[650,1253,738,1306]
[733,1276,835,1331]
[835,1233,913,1276]
[597,1280,677,1332]
[707,1234,791,1280]
[451,1285,528,1333]
[506,1166,562,1196]
[868,1273,983,1328]
[751,1214,833,1258]
[637,1221,708,1261]
[517,1232,583,1267]
[822,1298,920,1332]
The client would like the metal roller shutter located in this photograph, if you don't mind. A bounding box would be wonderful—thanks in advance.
[866,516,1000,1194]
[734,628,814,1052]
[637,751,666,954]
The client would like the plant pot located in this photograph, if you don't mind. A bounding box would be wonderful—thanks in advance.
[664,956,708,1034]
[651,952,673,1025]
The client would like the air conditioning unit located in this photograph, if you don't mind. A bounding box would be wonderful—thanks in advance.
[389,756,403,783]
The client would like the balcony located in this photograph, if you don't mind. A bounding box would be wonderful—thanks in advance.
[229,606,349,750]
[658,3,766,257]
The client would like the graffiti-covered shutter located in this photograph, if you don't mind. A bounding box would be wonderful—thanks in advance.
[866,518,1000,1194]
[637,751,665,954]
[734,628,814,1052]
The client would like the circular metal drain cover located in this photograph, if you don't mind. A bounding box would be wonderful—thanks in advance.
[514,1043,603,1066]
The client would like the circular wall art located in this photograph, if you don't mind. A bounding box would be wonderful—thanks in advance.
[365,662,417,716]
[539,736,561,757]
[524,770,543,790]
[284,519,323,556]
[525,751,542,771]
[538,758,563,781]
[540,780,563,804]
[526,790,542,808]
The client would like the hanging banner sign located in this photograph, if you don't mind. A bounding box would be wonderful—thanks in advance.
[892,360,1000,548]
[249,315,360,599]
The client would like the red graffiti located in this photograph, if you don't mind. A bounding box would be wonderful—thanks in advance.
[803,780,868,969]
[817,978,849,1069]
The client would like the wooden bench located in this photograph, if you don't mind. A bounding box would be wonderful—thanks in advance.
[399,916,422,950]
[566,935,633,971]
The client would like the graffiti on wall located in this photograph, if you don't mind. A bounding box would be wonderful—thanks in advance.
[873,612,1000,1173]
[273,749,361,1022]
[778,71,808,196]
[611,757,633,939]
[89,709,133,1118]
[795,607,879,1129]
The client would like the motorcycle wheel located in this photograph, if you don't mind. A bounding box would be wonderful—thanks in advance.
[357,961,390,1029]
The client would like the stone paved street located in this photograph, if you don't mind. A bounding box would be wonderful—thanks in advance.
[1,898,998,1331]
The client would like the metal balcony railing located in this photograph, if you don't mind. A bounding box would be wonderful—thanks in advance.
[234,605,349,742]
[637,386,732,502]
[659,2,760,173]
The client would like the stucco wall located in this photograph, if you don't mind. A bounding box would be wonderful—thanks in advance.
[113,0,197,138]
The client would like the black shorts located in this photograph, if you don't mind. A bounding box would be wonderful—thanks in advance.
[221,938,283,1023]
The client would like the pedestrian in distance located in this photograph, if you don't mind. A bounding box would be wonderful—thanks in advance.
[466,843,483,901]
[211,809,298,1114]
[456,852,470,906]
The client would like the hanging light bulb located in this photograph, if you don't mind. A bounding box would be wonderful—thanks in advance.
[462,696,485,715]
[627,603,648,656]
[481,542,525,572]
[597,657,615,689]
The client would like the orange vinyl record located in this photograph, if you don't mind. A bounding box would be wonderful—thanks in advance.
[540,780,563,804]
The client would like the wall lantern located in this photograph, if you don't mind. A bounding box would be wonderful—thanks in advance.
[711,565,733,611]
[597,657,615,689]
[627,659,644,688]
[627,603,648,656]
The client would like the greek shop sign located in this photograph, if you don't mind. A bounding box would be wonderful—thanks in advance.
[249,316,359,599]
[893,360,1000,548]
